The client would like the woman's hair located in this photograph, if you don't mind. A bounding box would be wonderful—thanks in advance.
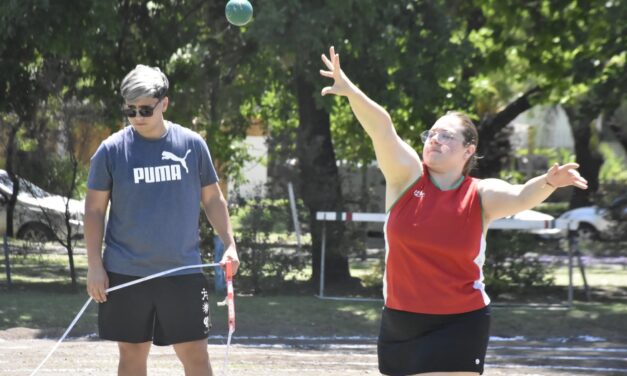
[445,111,479,175]
[120,65,169,102]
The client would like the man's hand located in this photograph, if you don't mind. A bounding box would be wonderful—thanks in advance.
[220,244,240,275]
[87,264,109,303]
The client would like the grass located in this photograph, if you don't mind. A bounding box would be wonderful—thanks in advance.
[1,251,627,343]
[1,287,627,342]
[554,264,627,287]
[3,252,88,285]
[490,302,627,340]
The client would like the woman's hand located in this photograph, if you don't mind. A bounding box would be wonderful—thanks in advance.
[320,46,353,97]
[546,162,588,190]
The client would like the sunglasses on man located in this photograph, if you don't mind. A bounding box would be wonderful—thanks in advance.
[122,97,163,118]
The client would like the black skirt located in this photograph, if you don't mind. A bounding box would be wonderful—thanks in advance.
[378,305,491,375]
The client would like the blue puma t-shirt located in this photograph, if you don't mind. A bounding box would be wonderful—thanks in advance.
[87,121,218,276]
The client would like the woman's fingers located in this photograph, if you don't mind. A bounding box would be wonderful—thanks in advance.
[574,174,588,188]
[562,162,580,170]
[321,86,335,96]
[321,53,334,71]
[322,46,342,73]
[548,163,559,173]
[574,180,589,189]
[559,166,588,189]
[321,46,348,97]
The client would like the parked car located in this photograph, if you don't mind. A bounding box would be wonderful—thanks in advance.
[497,209,562,237]
[557,195,627,240]
[0,169,84,242]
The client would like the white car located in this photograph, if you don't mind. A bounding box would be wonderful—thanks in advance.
[496,209,562,237]
[0,169,84,242]
[558,200,627,240]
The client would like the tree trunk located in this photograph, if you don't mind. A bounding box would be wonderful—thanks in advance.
[608,122,627,153]
[64,156,79,290]
[564,107,604,208]
[294,75,351,286]
[475,87,541,178]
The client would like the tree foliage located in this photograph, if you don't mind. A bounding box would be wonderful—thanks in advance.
[1,0,625,288]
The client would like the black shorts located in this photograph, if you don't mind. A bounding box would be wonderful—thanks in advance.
[99,272,211,346]
[378,305,491,375]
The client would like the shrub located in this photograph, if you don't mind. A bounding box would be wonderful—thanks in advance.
[201,195,308,294]
[484,231,555,297]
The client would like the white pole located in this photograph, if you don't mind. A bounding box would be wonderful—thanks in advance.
[319,221,327,298]
[287,182,302,248]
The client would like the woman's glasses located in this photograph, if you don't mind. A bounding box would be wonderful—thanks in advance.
[122,98,162,118]
[420,130,459,144]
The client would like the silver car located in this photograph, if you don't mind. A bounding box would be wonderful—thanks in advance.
[0,169,84,242]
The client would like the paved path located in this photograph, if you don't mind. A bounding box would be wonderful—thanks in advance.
[3,337,627,376]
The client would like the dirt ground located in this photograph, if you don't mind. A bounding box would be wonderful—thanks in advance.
[3,334,627,376]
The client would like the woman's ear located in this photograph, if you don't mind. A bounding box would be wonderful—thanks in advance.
[464,144,476,160]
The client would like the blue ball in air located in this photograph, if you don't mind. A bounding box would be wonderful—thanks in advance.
[225,0,253,27]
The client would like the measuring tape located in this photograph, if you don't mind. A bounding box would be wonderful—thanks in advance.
[30,261,236,376]
[223,259,236,374]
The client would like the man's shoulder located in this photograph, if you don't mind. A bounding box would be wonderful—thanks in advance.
[168,121,206,143]
[93,126,132,156]
[102,126,132,146]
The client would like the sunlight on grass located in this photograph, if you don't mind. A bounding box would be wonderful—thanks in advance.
[284,267,311,281]
[12,276,70,283]
[553,266,627,287]
[337,305,379,322]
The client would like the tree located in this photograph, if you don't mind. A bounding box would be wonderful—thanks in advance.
[243,0,552,285]
[4,0,624,289]
[244,0,358,284]
[0,1,52,237]
[26,97,99,289]
[240,0,536,284]
[466,0,627,205]
[0,0,106,288]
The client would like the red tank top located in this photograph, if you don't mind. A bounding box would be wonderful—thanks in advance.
[384,165,490,314]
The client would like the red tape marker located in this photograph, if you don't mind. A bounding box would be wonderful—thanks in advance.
[226,260,236,333]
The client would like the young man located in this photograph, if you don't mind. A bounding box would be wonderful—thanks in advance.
[85,65,239,376]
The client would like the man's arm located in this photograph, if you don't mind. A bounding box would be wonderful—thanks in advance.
[201,183,239,274]
[85,189,110,303]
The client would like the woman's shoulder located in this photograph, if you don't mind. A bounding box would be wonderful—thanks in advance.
[385,170,425,212]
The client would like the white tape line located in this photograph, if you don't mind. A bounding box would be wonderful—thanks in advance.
[29,297,93,376]
[30,262,223,376]
[106,263,221,293]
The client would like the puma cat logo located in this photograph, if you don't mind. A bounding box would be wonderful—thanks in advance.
[162,150,191,173]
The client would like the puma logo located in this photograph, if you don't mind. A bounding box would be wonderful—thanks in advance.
[162,150,191,173]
